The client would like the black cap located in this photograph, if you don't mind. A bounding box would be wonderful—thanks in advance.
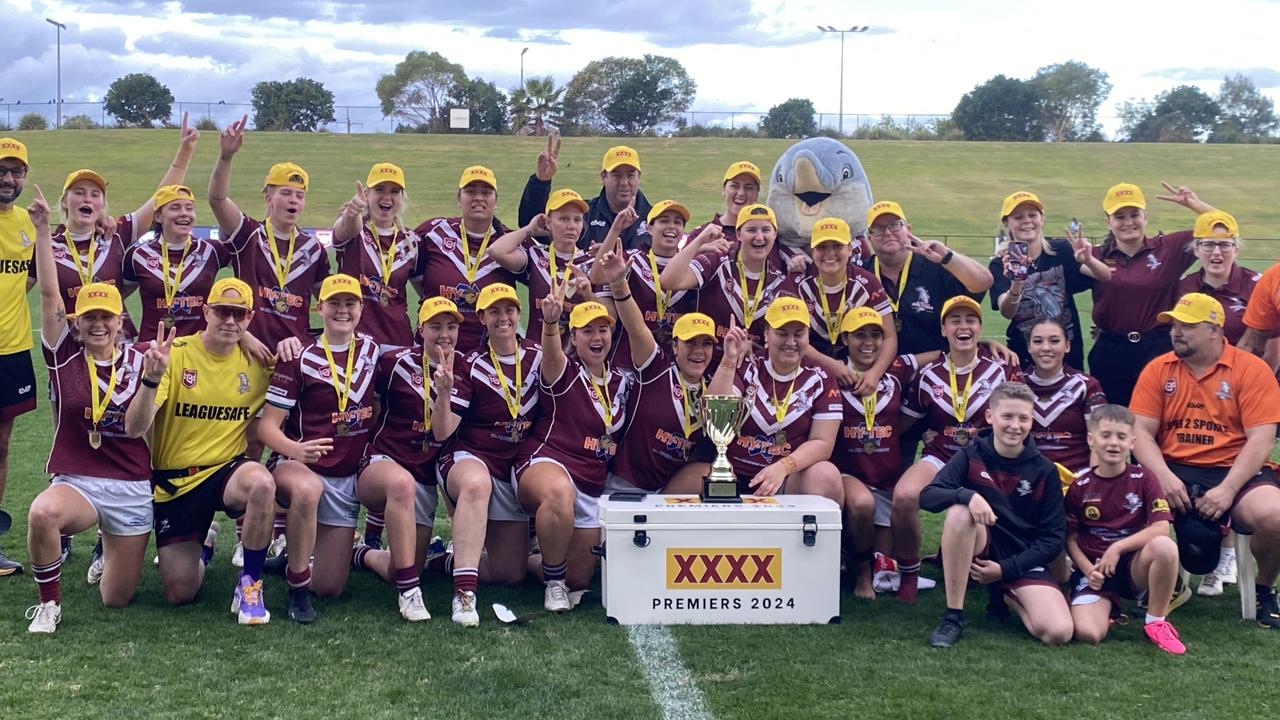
[1174,513,1224,575]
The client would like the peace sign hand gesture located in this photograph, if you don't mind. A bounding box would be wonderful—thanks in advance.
[1155,181,1202,210]
[536,132,562,182]
[26,184,50,228]
[432,343,454,399]
[1067,222,1094,263]
[219,114,248,161]
[143,322,178,383]
[178,111,199,151]
[594,230,628,285]
[542,276,566,325]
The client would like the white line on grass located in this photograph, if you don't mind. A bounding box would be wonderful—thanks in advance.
[625,624,714,720]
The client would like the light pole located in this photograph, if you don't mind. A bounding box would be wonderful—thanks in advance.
[46,18,66,129]
[520,47,529,90]
[818,25,869,135]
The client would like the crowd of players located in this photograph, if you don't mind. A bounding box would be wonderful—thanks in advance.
[2,118,1280,654]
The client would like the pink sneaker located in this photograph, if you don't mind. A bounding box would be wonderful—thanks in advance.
[1143,620,1186,655]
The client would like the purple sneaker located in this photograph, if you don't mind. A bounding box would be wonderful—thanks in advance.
[230,574,271,625]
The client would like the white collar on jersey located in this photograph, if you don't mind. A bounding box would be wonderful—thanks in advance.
[944,353,980,374]
[763,357,802,382]
[1028,368,1066,385]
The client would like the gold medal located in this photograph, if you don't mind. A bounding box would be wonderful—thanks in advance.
[773,430,788,448]
[322,335,357,438]
[162,313,175,331]
[335,421,350,437]
[85,349,117,454]
[88,430,102,449]
[509,422,521,442]
[379,293,391,307]
[421,437,432,454]
[954,425,972,446]
[863,438,877,454]
[274,296,289,313]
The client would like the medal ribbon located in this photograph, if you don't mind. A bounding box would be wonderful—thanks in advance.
[161,235,193,310]
[264,222,298,291]
[420,351,434,433]
[370,221,400,287]
[67,233,98,286]
[679,376,706,438]
[85,350,118,430]
[948,356,974,423]
[489,346,523,420]
[549,248,575,294]
[737,260,766,326]
[321,336,356,415]
[461,226,493,284]
[590,372,614,426]
[647,250,670,319]
[771,374,796,427]
[874,252,912,314]
[817,279,848,343]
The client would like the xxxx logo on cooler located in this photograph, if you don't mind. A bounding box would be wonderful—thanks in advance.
[666,547,782,589]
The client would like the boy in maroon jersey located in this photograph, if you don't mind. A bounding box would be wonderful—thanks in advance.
[1065,404,1184,654]
[920,381,1072,648]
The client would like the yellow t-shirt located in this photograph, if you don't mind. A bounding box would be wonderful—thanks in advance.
[0,206,35,354]
[150,333,271,501]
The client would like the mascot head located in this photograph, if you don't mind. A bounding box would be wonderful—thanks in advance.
[766,137,873,250]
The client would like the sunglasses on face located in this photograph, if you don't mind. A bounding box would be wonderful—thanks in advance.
[211,306,249,321]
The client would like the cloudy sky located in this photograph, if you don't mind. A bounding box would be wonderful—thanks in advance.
[3,0,1278,135]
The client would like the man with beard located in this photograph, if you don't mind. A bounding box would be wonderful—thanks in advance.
[0,138,37,576]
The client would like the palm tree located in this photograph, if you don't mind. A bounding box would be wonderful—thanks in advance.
[509,76,564,135]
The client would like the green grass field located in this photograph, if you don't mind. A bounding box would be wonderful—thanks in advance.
[2,132,1279,720]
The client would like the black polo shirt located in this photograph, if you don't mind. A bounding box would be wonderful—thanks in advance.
[860,254,984,354]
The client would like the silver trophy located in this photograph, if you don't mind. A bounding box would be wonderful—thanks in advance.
[700,394,750,502]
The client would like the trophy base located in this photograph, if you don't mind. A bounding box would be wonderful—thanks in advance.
[700,476,742,503]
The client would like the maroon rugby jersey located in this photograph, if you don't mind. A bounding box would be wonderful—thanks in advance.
[414,217,518,355]
[520,238,601,335]
[266,333,380,477]
[43,327,151,480]
[39,218,140,340]
[445,340,543,480]
[525,357,633,496]
[1090,231,1195,335]
[333,224,421,348]
[123,235,231,340]
[797,264,891,359]
[226,214,329,347]
[689,249,799,350]
[610,347,706,491]
[726,354,842,478]
[1176,265,1260,345]
[688,215,734,248]
[368,345,463,484]
[1026,367,1107,472]
[904,352,1019,464]
[832,355,918,491]
[1065,463,1172,561]
[609,248,698,365]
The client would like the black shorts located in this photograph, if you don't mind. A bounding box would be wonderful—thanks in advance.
[1068,551,1139,606]
[153,459,247,548]
[0,350,36,420]
[1169,462,1280,534]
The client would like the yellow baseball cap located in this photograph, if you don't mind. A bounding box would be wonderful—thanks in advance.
[458,165,497,190]
[74,282,122,316]
[866,200,906,227]
[672,313,716,341]
[765,296,810,328]
[1193,210,1239,239]
[545,188,589,214]
[151,184,195,211]
[419,296,464,323]
[366,162,406,190]
[477,283,520,311]
[1000,191,1044,219]
[263,162,308,191]
[602,146,640,172]
[62,169,108,194]
[941,295,983,322]
[735,203,777,229]
[1103,183,1146,214]
[810,217,851,247]
[1158,292,1225,327]
[723,161,761,185]
[0,138,28,166]
[569,301,611,329]
[647,199,691,225]
[318,274,362,302]
[840,307,884,334]
[207,277,254,309]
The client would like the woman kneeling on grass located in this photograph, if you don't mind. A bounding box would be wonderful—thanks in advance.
[25,187,156,634]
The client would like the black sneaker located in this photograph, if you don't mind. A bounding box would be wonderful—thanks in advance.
[60,535,73,565]
[0,548,21,577]
[287,587,317,624]
[928,616,965,648]
[362,534,383,551]
[1257,593,1280,630]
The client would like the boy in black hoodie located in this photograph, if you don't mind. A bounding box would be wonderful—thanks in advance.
[920,381,1071,648]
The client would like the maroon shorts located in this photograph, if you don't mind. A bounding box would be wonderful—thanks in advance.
[1068,551,1139,606]
[977,535,1060,597]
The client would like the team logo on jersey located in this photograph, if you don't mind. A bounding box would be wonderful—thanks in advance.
[665,547,781,589]
[1124,492,1141,513]
[1163,378,1177,396]
[931,384,945,398]
[1084,505,1101,520]
[19,230,30,247]
[237,372,251,395]
[910,287,934,313]
[1152,498,1170,513]
[182,368,198,389]
[1016,478,1033,496]
[1146,255,1162,271]
[1216,380,1232,400]
[412,372,424,387]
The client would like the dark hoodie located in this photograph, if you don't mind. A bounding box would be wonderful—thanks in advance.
[518,175,653,251]
[919,428,1066,582]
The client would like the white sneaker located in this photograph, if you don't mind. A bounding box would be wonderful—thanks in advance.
[86,551,104,585]
[544,580,572,613]
[398,587,430,622]
[1219,552,1238,584]
[26,601,61,634]
[268,533,287,559]
[452,590,480,627]
[1197,571,1224,597]
[231,542,244,568]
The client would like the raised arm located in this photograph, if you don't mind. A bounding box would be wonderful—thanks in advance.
[487,214,544,274]
[1068,224,1111,281]
[910,234,993,293]
[1155,181,1215,216]
[430,346,460,441]
[331,181,367,246]
[28,185,65,343]
[208,114,248,236]
[133,112,200,227]
[594,229,653,365]
[125,324,177,437]
[517,133,560,228]
[708,317,749,395]
[660,223,727,291]
[539,276,567,384]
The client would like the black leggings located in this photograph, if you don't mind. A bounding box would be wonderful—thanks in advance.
[1087,332,1172,407]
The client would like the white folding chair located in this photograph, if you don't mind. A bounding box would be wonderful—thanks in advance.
[1235,533,1257,620]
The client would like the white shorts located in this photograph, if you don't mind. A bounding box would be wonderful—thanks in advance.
[920,454,946,472]
[441,450,529,523]
[871,487,892,528]
[604,472,649,497]
[520,457,601,529]
[366,455,438,527]
[318,473,361,528]
[52,475,153,536]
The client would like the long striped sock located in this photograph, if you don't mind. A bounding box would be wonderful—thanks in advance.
[443,552,454,576]
[394,565,420,594]
[352,545,373,570]
[32,558,62,604]
[272,513,287,540]
[364,511,386,544]
[235,516,244,543]
[287,565,312,590]
[453,566,479,595]
[542,560,567,583]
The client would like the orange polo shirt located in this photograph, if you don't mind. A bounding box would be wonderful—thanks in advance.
[1130,343,1280,467]
[1243,261,1280,332]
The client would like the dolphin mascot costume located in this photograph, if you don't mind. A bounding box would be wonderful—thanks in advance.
[767,137,874,260]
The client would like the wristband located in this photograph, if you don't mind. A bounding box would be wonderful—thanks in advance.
[782,455,797,475]
[940,250,955,265]
[141,376,160,389]
[612,293,632,303]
